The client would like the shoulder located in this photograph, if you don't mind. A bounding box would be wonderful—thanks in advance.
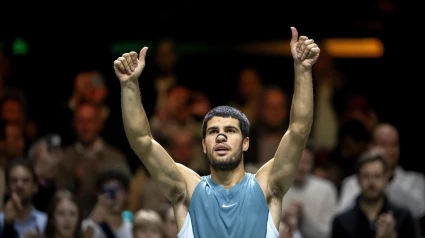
[34,209,48,219]
[333,208,354,224]
[309,176,336,190]
[388,202,414,219]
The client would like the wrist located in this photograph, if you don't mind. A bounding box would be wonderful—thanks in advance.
[294,63,312,73]
[120,79,139,88]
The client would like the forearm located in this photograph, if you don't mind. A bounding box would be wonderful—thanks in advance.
[289,64,314,136]
[121,80,152,144]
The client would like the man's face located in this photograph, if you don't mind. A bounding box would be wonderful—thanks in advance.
[202,116,249,171]
[74,104,101,145]
[8,166,37,205]
[373,126,400,170]
[4,123,25,158]
[358,161,388,202]
[102,180,127,214]
[294,149,313,184]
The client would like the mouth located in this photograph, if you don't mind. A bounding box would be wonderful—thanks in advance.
[214,144,230,156]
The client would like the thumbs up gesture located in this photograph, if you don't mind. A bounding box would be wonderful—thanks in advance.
[290,27,320,69]
[113,47,149,83]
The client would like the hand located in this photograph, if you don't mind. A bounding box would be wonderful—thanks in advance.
[89,194,114,223]
[282,201,302,229]
[290,27,320,69]
[113,47,148,83]
[23,227,41,238]
[376,212,397,238]
[4,193,23,223]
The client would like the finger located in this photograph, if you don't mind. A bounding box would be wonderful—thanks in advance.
[290,27,299,45]
[297,36,309,58]
[118,57,131,74]
[11,193,22,211]
[122,53,134,71]
[305,44,319,60]
[113,60,126,74]
[129,51,138,67]
[138,47,149,62]
[300,39,315,61]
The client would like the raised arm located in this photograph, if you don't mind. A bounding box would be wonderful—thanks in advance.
[269,28,318,195]
[113,48,186,203]
[256,28,319,199]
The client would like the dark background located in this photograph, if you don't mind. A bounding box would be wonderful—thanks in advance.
[0,1,421,172]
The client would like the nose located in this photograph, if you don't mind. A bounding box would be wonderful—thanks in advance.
[215,133,227,143]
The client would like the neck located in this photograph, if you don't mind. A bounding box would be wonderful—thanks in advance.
[16,204,33,221]
[54,234,73,238]
[210,162,245,190]
[359,196,384,221]
[79,138,99,150]
[106,213,123,230]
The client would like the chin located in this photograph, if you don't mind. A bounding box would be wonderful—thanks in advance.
[208,153,243,171]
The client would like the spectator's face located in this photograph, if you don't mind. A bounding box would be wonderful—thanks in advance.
[102,180,127,214]
[8,166,37,205]
[3,123,25,159]
[134,229,163,238]
[294,149,313,184]
[373,125,400,171]
[74,104,102,145]
[53,198,79,237]
[358,161,387,202]
[260,90,288,128]
[1,99,24,124]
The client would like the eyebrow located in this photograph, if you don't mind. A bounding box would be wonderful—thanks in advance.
[207,125,240,132]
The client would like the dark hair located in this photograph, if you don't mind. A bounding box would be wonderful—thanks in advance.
[202,106,250,139]
[5,159,38,186]
[338,119,371,142]
[44,191,83,238]
[96,169,130,192]
[355,151,388,174]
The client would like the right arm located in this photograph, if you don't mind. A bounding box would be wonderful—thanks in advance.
[115,48,187,204]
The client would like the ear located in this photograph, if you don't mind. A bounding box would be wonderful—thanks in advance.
[242,137,250,151]
[202,139,206,154]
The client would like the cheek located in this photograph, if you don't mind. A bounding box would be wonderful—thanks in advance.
[54,215,65,227]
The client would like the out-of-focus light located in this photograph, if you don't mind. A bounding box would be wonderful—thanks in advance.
[12,38,29,55]
[323,38,384,58]
[239,38,384,58]
[111,38,385,58]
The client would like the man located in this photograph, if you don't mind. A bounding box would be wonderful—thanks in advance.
[280,147,337,238]
[113,27,318,237]
[82,169,133,238]
[0,159,47,238]
[331,150,418,238]
[338,123,425,219]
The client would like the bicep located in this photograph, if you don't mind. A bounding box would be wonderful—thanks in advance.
[132,138,187,203]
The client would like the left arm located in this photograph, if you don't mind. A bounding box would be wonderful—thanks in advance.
[256,27,319,198]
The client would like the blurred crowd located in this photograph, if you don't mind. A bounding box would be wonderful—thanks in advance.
[0,39,423,238]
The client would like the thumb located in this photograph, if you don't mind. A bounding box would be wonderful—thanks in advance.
[138,47,149,62]
[11,193,23,211]
[290,27,298,44]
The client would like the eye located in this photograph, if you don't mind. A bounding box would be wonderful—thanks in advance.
[209,130,217,134]
[226,128,235,133]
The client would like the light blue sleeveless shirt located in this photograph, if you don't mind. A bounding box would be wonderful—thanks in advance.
[177,173,279,238]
